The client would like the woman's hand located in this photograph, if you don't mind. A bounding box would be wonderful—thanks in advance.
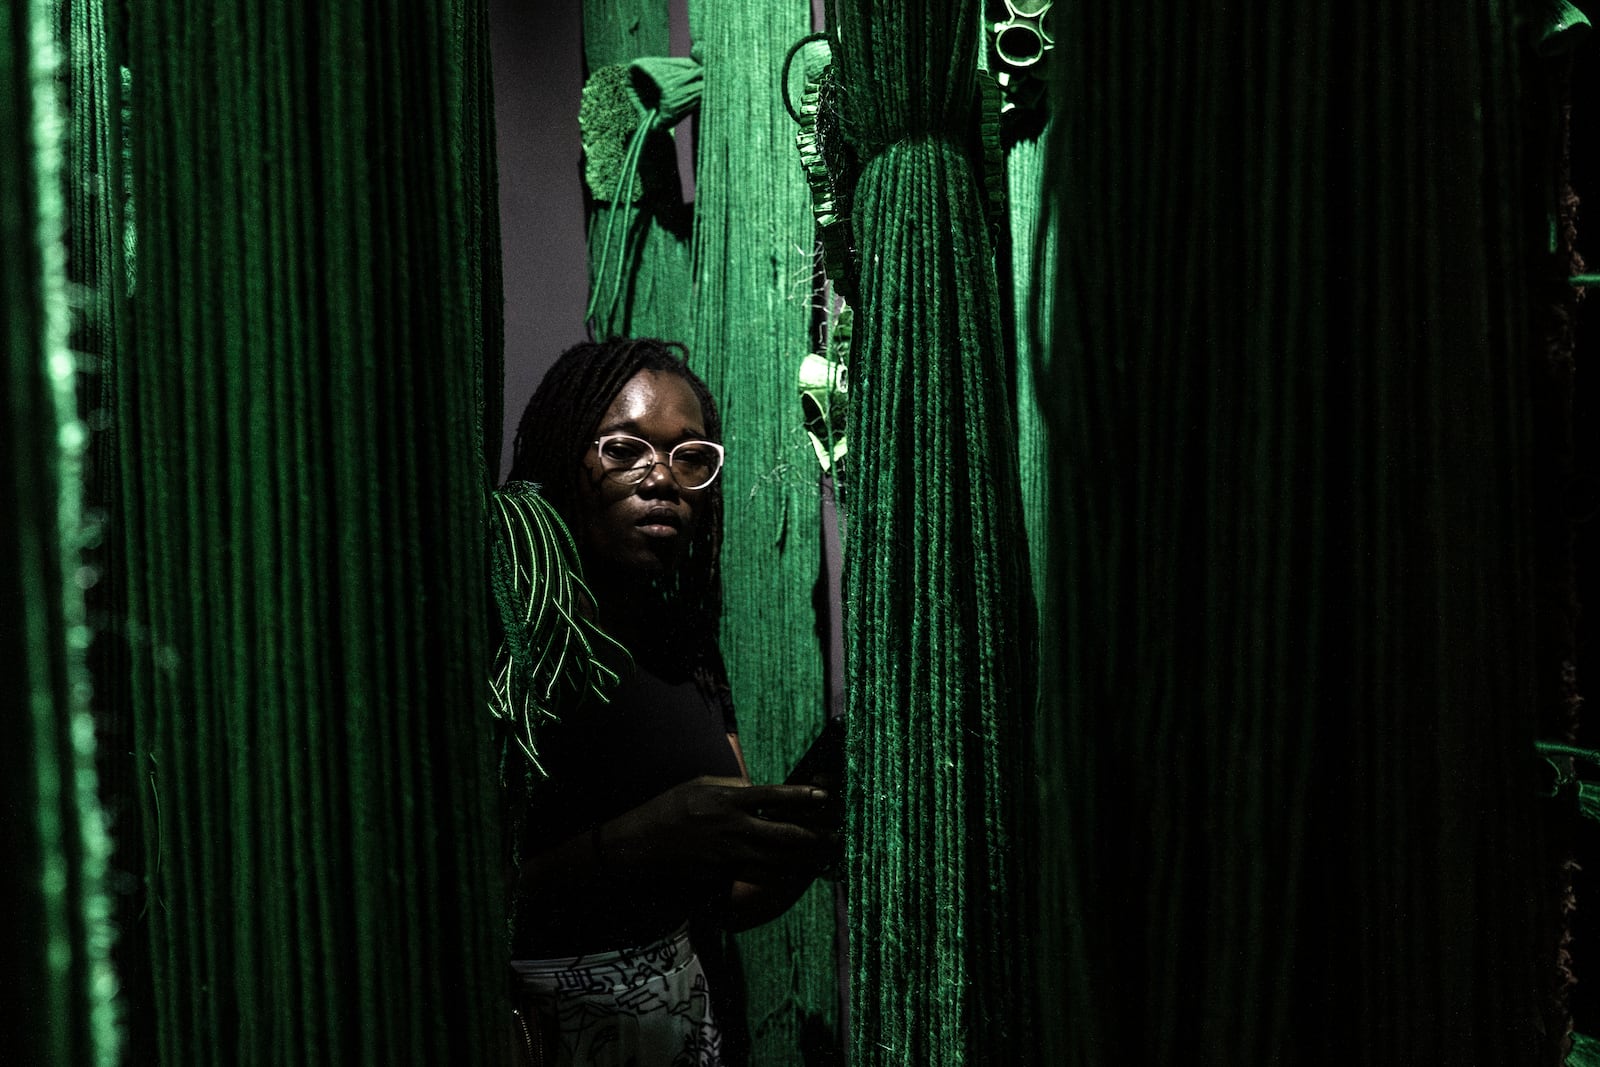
[623,775,834,883]
[515,776,835,904]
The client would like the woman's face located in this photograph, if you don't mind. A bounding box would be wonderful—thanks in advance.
[572,369,712,579]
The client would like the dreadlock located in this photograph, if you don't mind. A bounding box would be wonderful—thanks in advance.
[508,337,728,701]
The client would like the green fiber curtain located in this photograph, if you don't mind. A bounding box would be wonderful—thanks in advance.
[2,4,119,1064]
[688,0,839,1063]
[831,2,1039,1064]
[114,0,507,1061]
[1036,2,1560,1063]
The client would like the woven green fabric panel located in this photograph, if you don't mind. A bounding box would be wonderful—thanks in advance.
[1,4,119,1063]
[582,0,693,341]
[119,1,507,1062]
[831,3,1039,1063]
[1035,2,1555,1062]
[686,1,837,1062]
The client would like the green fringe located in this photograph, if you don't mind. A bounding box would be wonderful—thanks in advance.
[488,483,625,776]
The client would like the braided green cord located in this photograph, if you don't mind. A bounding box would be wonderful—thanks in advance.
[488,483,626,775]
[585,108,659,335]
[829,2,1039,1062]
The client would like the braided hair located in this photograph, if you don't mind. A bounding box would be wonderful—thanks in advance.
[508,338,728,698]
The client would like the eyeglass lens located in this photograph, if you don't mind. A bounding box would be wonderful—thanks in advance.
[597,435,721,488]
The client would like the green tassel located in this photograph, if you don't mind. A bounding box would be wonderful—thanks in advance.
[628,56,703,127]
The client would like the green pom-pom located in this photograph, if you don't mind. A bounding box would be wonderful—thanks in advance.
[579,64,645,201]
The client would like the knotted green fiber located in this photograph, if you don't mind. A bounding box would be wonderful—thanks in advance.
[831,2,1039,1062]
[631,57,704,127]
[581,0,694,341]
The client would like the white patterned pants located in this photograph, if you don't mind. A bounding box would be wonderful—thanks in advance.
[510,926,723,1067]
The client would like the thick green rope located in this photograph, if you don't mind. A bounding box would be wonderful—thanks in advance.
[118,1,507,1061]
[685,1,839,1062]
[2,3,119,1063]
[831,2,1039,1063]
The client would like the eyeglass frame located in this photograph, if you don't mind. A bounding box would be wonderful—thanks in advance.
[591,433,726,490]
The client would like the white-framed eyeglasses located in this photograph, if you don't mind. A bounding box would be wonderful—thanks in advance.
[593,434,725,490]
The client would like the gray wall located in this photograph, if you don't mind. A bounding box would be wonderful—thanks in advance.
[490,0,588,479]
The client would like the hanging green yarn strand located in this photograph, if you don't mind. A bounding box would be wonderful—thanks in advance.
[831,2,1038,1063]
[1038,2,1552,1062]
[686,0,838,1062]
[489,482,626,775]
[585,107,661,334]
[121,0,507,1061]
[2,3,119,1063]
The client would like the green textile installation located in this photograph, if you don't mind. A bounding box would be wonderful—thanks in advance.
[1036,2,1558,1063]
[830,2,1039,1063]
[1,5,119,1064]
[116,0,507,1061]
[686,1,839,1062]
[581,0,694,341]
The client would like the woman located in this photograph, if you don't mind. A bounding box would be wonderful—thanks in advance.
[501,338,835,1067]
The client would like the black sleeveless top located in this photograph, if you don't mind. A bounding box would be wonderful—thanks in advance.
[511,656,741,957]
